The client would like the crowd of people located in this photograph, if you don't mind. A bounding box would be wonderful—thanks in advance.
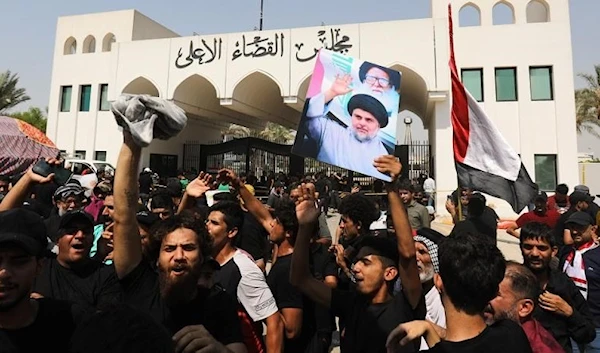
[0,128,599,353]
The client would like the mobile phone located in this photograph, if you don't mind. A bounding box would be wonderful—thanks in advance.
[32,160,73,185]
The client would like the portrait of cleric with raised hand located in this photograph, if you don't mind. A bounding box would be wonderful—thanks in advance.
[292,49,401,181]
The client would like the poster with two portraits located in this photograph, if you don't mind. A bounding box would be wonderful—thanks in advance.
[292,49,401,182]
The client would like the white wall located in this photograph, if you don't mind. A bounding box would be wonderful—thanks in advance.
[47,3,579,214]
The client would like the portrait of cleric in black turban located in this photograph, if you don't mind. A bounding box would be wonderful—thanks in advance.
[292,49,401,181]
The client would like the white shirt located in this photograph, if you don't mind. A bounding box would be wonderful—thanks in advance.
[420,286,446,350]
[423,178,436,193]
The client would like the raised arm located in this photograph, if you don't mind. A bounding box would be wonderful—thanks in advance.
[0,158,57,212]
[112,132,143,279]
[222,169,274,231]
[374,156,422,309]
[289,183,332,308]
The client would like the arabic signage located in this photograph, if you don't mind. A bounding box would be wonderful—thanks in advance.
[173,27,355,69]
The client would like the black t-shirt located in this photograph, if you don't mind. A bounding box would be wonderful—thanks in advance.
[425,319,532,353]
[33,258,122,309]
[331,289,426,353]
[267,254,316,353]
[139,172,153,194]
[0,298,84,353]
[120,261,243,345]
[235,211,269,262]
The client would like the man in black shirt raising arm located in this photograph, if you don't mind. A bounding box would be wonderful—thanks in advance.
[111,131,246,353]
[291,156,425,353]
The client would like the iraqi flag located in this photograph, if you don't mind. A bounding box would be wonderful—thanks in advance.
[448,4,537,213]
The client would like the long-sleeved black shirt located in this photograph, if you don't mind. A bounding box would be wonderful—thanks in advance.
[533,270,596,353]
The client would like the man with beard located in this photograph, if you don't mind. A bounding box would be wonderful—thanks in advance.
[484,261,565,353]
[291,156,426,353]
[0,208,85,352]
[413,228,446,350]
[520,222,596,353]
[112,131,246,353]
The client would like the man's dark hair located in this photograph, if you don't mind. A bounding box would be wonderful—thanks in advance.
[0,175,11,184]
[209,201,244,232]
[69,303,174,353]
[555,183,569,195]
[214,191,236,203]
[439,231,506,315]
[271,198,299,240]
[395,180,415,193]
[504,261,540,301]
[150,213,212,261]
[150,192,174,211]
[358,62,401,89]
[338,193,380,230]
[519,222,556,248]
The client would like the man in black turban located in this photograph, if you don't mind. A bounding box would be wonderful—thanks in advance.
[299,74,392,180]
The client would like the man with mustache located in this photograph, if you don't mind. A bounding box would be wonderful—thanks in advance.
[0,208,83,351]
[301,80,393,179]
[0,163,121,309]
[484,261,565,353]
[413,228,446,350]
[519,222,596,353]
[112,131,246,353]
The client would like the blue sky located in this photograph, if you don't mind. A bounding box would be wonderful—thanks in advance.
[1,0,599,150]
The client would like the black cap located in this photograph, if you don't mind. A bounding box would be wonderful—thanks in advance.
[59,210,94,230]
[570,191,593,205]
[354,236,399,265]
[347,94,389,128]
[136,210,159,227]
[566,211,595,227]
[0,209,48,256]
[534,190,548,202]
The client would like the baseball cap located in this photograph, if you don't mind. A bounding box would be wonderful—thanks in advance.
[534,190,548,202]
[574,185,590,194]
[570,191,593,205]
[566,211,594,227]
[59,210,94,230]
[0,209,48,256]
[136,210,159,227]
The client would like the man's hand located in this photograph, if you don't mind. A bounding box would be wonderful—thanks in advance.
[217,169,241,188]
[327,74,353,97]
[329,244,347,270]
[386,320,440,352]
[294,183,320,226]
[27,157,63,184]
[186,172,213,198]
[539,291,574,317]
[173,325,229,353]
[373,155,402,182]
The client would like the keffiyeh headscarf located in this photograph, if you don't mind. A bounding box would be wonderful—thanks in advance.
[414,235,440,273]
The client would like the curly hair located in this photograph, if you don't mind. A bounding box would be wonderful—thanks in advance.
[148,213,212,262]
[338,193,380,230]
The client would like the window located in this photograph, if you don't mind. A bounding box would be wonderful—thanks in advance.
[60,86,72,112]
[99,84,110,111]
[495,68,518,101]
[95,151,107,161]
[79,85,92,112]
[459,4,481,27]
[530,66,553,101]
[74,150,87,159]
[461,68,484,102]
[534,154,557,191]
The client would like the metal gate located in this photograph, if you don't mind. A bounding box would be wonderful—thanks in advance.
[402,141,432,181]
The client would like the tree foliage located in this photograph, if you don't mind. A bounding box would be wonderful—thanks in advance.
[0,70,30,114]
